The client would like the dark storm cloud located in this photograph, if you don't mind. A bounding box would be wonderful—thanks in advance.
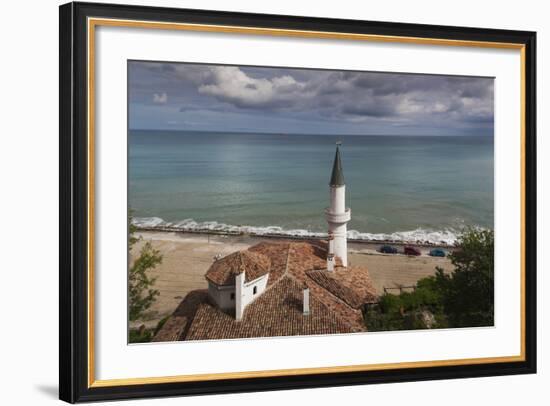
[128,61,494,135]
[341,101,396,118]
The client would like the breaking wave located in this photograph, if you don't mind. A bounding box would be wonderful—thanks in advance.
[132,217,461,245]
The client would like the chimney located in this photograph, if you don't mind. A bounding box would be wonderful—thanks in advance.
[235,271,245,321]
[303,287,310,315]
[327,254,335,272]
[327,233,335,271]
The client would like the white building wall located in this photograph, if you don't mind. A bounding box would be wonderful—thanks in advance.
[240,273,269,309]
[207,282,235,310]
[208,272,270,320]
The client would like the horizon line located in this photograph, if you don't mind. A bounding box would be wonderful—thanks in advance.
[129,128,494,137]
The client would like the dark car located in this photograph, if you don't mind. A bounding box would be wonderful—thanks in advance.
[379,245,398,254]
[404,246,421,256]
[429,248,447,257]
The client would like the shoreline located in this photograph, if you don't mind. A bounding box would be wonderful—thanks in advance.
[130,229,455,329]
[135,225,455,249]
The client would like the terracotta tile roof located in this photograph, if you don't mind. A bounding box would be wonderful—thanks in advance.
[185,276,354,340]
[153,240,379,342]
[336,266,378,304]
[151,315,188,342]
[306,268,378,309]
[152,289,209,342]
[205,250,271,285]
[306,270,363,308]
[305,279,366,332]
[248,241,290,286]
[284,241,371,331]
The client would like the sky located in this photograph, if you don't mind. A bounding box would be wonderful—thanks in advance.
[128,61,494,136]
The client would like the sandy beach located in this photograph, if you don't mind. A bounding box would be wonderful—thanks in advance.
[130,231,454,329]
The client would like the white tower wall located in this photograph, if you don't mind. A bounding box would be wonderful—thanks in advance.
[326,185,351,267]
[330,185,346,213]
[332,223,348,267]
[325,144,351,268]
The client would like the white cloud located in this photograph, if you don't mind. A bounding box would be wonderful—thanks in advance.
[197,66,310,108]
[131,61,494,133]
[153,92,168,104]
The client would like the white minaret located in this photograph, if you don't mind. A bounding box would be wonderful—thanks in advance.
[325,143,351,267]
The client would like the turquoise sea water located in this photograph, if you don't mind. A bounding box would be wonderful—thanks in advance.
[129,130,493,244]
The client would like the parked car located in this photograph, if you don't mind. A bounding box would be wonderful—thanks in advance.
[429,248,447,257]
[404,246,421,256]
[379,245,398,254]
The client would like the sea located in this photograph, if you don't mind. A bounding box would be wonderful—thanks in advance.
[129,130,494,245]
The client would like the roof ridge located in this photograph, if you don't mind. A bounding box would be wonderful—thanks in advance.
[283,242,308,284]
[305,270,360,310]
[305,281,364,331]
[254,243,292,297]
[283,243,292,276]
[306,270,362,308]
[310,291,357,330]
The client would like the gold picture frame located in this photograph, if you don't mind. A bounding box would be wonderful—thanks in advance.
[60,2,536,402]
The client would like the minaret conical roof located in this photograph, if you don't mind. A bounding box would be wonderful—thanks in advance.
[329,144,345,186]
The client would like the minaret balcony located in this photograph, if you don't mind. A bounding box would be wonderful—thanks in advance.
[324,207,351,223]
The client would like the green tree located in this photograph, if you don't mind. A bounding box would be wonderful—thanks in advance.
[129,215,162,321]
[434,228,494,327]
[364,228,494,331]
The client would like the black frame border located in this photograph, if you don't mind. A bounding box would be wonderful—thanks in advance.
[59,1,537,403]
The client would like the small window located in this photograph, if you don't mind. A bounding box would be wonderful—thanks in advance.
[253,286,258,295]
[230,293,235,300]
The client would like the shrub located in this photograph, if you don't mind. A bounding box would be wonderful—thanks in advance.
[128,214,163,322]
[364,228,494,331]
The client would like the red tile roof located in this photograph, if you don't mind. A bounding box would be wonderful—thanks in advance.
[186,276,354,340]
[306,270,363,308]
[152,289,209,342]
[154,240,378,341]
[306,268,378,309]
[284,242,370,332]
[248,241,290,286]
[205,250,271,285]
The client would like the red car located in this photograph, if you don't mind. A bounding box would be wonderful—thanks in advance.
[404,246,421,256]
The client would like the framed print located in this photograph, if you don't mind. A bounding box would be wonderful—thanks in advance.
[59,1,537,403]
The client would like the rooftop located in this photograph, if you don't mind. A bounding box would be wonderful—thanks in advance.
[186,276,354,340]
[306,267,378,309]
[205,250,271,285]
[154,240,378,341]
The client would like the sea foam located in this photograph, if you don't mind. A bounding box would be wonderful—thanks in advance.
[132,217,460,245]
